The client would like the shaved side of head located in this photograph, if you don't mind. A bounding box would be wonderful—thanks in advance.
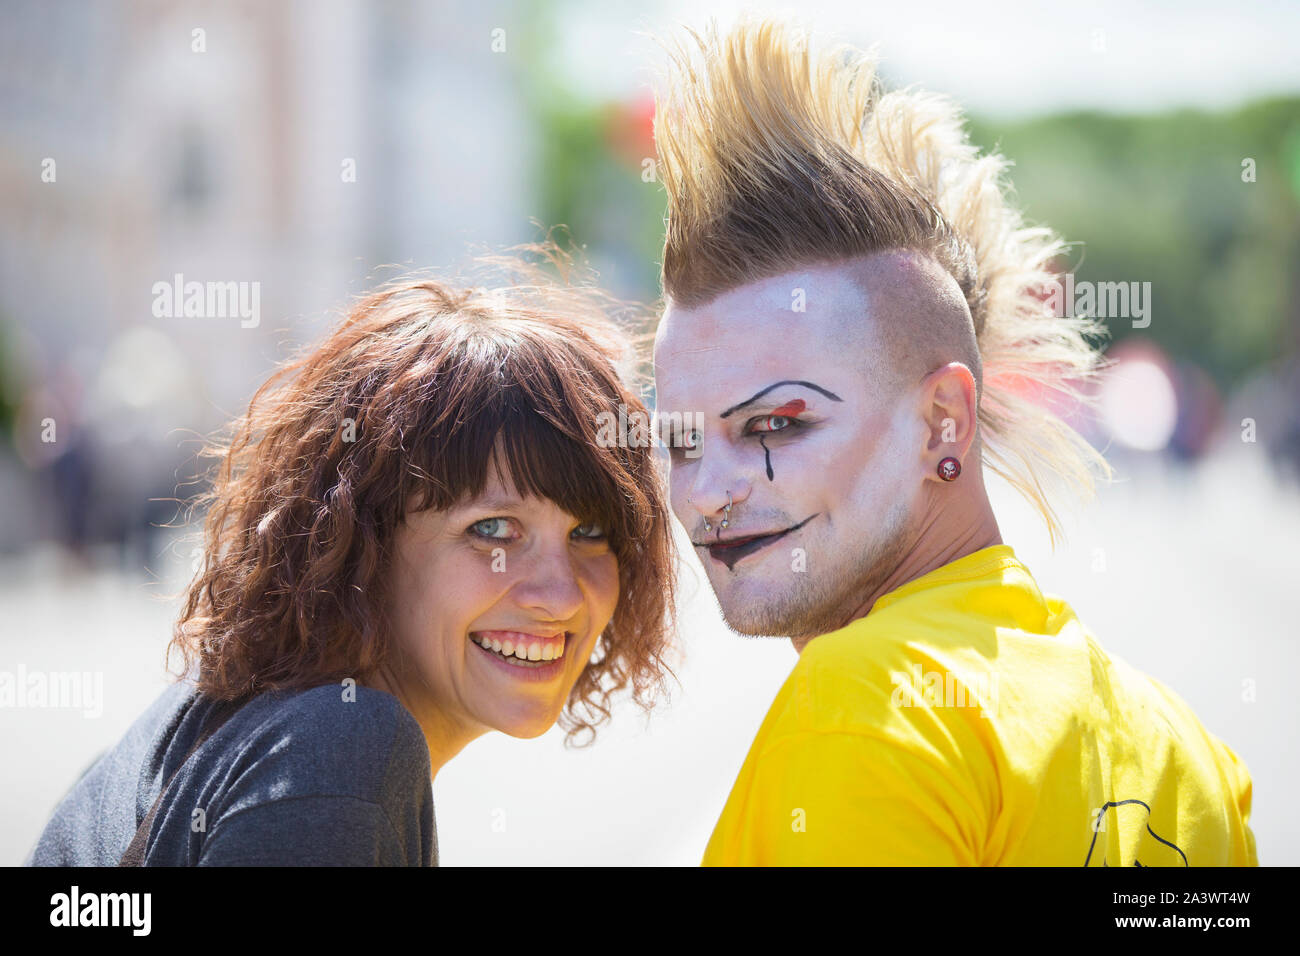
[840,250,982,407]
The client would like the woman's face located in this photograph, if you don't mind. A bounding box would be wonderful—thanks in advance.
[382,464,620,743]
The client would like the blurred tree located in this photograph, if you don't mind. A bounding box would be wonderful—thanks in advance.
[966,99,1300,391]
[0,316,19,440]
[514,3,670,304]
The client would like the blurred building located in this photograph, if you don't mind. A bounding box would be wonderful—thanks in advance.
[0,0,536,559]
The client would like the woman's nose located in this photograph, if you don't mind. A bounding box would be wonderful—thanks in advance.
[512,550,585,623]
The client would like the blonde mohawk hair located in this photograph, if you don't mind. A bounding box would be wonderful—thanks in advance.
[654,18,1114,547]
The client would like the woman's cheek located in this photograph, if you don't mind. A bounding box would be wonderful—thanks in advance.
[456,547,514,608]
[413,545,501,640]
[583,551,621,626]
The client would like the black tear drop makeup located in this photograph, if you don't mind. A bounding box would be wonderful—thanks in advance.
[759,399,806,480]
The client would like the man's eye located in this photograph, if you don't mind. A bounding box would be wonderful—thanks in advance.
[748,415,794,434]
[470,517,514,539]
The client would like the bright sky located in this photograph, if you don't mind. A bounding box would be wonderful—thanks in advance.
[553,0,1300,117]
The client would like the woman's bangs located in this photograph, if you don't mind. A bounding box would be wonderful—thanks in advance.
[490,402,630,539]
[406,344,636,540]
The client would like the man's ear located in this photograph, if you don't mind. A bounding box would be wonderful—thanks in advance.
[920,362,978,477]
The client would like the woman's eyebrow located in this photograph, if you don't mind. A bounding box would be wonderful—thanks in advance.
[719,380,843,419]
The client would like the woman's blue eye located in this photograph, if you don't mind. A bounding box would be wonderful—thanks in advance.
[470,517,513,539]
[573,522,606,539]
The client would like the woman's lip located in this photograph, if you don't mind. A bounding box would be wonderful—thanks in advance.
[470,636,569,681]
[472,629,566,642]
[469,630,569,662]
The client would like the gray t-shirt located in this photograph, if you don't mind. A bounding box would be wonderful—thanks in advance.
[24,680,437,866]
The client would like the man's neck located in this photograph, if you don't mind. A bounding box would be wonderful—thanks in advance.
[790,492,1003,654]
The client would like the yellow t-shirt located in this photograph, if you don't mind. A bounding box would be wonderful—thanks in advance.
[701,544,1258,866]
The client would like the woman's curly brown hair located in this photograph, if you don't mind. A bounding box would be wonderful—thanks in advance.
[168,244,678,745]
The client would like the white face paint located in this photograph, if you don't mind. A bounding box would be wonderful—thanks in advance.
[653,260,930,639]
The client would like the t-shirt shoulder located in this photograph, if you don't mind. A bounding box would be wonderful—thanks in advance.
[751,566,1024,801]
[179,683,435,865]
[209,684,431,811]
[245,683,421,749]
[783,607,999,738]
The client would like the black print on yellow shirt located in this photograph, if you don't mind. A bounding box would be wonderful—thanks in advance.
[1084,799,1188,867]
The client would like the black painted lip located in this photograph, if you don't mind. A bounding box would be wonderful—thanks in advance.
[696,513,818,566]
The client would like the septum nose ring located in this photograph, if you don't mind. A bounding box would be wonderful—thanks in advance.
[720,491,732,530]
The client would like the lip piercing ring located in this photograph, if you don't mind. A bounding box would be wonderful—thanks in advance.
[691,499,712,533]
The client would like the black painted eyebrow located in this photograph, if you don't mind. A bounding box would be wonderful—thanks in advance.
[719,380,844,419]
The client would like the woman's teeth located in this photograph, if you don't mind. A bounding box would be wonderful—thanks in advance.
[470,632,565,664]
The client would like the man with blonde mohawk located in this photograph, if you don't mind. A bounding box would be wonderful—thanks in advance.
[651,19,1258,866]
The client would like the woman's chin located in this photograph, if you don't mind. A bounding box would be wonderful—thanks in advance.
[480,706,565,740]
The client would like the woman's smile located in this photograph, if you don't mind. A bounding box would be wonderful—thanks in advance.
[469,629,573,681]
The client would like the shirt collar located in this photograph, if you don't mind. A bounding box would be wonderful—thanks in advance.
[869,543,1024,615]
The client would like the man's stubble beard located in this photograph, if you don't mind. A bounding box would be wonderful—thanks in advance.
[712,495,915,640]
